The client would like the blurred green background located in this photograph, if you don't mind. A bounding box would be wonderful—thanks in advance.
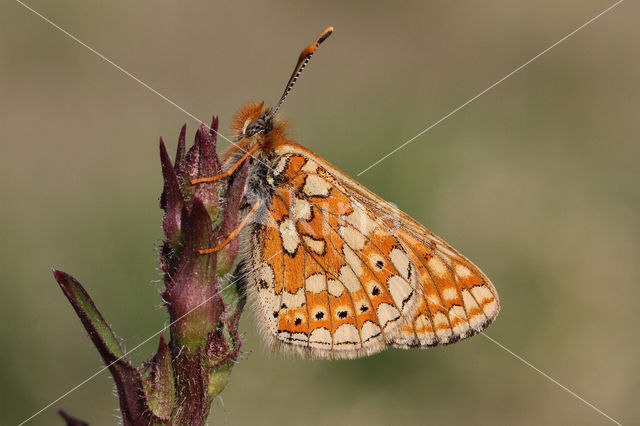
[1,1,638,424]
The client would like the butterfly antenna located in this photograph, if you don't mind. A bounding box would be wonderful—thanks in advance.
[269,26,334,118]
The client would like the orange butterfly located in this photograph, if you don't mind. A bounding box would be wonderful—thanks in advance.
[192,27,499,359]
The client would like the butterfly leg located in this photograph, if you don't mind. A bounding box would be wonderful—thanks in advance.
[190,143,259,184]
[199,198,262,254]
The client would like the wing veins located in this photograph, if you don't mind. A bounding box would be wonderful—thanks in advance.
[265,155,498,351]
[271,191,336,351]
[296,224,364,350]
[317,226,366,348]
[402,241,460,341]
[313,191,453,343]
[301,243,312,351]
[310,198,421,340]
[433,250,474,329]
[324,178,492,338]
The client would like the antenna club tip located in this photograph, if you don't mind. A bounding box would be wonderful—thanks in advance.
[273,26,334,116]
[316,26,334,45]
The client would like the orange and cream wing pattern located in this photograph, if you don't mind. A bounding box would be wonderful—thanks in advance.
[244,148,499,358]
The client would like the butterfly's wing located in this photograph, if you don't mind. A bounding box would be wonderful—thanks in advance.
[244,145,499,358]
[355,202,499,348]
[340,175,500,348]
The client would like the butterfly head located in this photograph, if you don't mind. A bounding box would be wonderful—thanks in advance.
[230,27,334,143]
[231,102,284,142]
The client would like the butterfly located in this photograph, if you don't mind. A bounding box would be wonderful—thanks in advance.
[192,27,499,359]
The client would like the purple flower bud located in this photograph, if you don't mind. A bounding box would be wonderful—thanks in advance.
[54,117,247,424]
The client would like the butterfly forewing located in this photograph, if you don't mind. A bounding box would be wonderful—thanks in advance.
[242,144,499,359]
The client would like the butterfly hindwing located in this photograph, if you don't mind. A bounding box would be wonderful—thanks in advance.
[243,145,499,358]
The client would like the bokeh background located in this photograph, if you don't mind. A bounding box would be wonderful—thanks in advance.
[1,1,638,424]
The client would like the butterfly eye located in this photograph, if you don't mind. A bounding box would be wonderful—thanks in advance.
[243,114,274,138]
[244,119,264,137]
